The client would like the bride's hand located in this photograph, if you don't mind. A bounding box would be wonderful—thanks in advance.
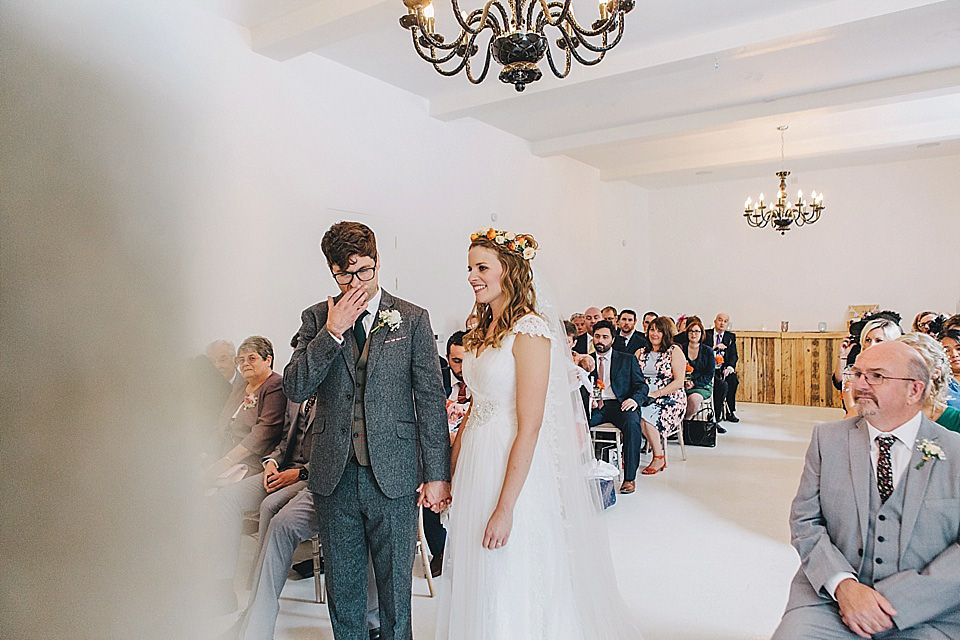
[482,507,513,550]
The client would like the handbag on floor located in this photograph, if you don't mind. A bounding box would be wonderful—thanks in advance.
[682,418,717,448]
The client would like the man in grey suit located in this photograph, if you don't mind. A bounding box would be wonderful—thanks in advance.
[284,221,451,640]
[773,341,960,639]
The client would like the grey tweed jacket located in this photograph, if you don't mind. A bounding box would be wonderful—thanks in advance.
[786,415,960,631]
[283,289,451,499]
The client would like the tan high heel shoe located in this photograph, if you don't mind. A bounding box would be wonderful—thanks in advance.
[641,454,666,475]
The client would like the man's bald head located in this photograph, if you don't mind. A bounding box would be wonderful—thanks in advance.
[584,307,602,332]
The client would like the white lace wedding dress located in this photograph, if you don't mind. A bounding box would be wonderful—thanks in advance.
[435,314,642,640]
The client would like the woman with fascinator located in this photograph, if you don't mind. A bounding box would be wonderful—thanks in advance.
[435,229,642,639]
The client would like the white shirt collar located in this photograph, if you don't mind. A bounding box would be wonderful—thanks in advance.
[866,411,923,448]
[365,288,383,316]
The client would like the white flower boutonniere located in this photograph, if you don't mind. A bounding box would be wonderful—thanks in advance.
[372,309,402,334]
[242,393,258,410]
[915,439,945,470]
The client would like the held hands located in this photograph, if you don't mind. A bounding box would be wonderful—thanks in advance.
[621,398,638,411]
[418,481,452,513]
[326,283,367,339]
[483,506,513,550]
[835,579,897,639]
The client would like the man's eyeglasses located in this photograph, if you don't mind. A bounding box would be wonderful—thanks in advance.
[333,262,377,285]
[842,370,917,386]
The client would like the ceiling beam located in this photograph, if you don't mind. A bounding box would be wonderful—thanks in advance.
[532,67,960,157]
[426,0,945,121]
[250,0,394,61]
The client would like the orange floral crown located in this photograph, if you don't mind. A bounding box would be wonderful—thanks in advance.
[470,227,538,261]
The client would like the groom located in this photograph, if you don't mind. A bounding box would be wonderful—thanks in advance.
[284,221,451,640]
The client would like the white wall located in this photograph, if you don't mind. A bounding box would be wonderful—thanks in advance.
[647,155,960,332]
[181,9,651,364]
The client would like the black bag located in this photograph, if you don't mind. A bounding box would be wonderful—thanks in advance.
[682,418,717,447]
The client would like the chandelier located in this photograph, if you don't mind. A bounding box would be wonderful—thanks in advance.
[398,0,635,92]
[743,126,825,235]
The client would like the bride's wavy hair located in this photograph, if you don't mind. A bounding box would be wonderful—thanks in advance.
[464,234,539,352]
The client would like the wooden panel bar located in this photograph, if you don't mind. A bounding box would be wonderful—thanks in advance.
[736,331,846,408]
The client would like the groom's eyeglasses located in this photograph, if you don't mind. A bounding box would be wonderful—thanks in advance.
[843,370,917,386]
[332,261,377,285]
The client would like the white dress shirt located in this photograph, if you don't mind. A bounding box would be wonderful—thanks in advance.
[328,288,382,344]
[595,350,616,400]
[823,411,923,599]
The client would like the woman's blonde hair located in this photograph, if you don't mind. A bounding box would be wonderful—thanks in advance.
[464,234,539,352]
[897,333,950,409]
[860,318,902,344]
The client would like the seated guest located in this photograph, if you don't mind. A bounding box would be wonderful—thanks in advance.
[641,311,658,333]
[841,318,904,417]
[465,312,479,332]
[635,317,686,476]
[602,306,618,324]
[209,391,315,614]
[772,341,960,640]
[912,310,943,335]
[834,311,904,393]
[574,307,603,354]
[682,316,716,421]
[673,315,689,347]
[565,321,595,417]
[613,309,647,355]
[207,339,241,385]
[208,336,286,482]
[898,333,960,433]
[941,329,960,410]
[944,314,960,333]
[705,313,740,422]
[587,321,648,494]
[426,330,472,577]
[570,312,587,336]
[231,491,380,640]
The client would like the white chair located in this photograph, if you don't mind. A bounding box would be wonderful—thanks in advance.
[589,422,624,482]
[312,510,435,604]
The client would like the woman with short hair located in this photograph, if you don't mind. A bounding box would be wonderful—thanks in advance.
[208,335,286,480]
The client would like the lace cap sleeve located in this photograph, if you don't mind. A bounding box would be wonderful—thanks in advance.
[512,313,553,340]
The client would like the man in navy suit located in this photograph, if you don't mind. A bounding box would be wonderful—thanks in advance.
[588,321,650,494]
[613,309,647,355]
[704,313,740,423]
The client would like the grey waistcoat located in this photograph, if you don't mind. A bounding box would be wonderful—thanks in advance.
[350,331,372,466]
[858,472,908,586]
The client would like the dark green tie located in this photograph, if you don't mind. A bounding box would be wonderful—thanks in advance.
[354,311,369,352]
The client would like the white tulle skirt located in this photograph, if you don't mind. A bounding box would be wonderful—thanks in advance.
[435,414,587,640]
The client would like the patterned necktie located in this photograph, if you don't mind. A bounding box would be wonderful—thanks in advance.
[457,382,467,404]
[876,435,896,504]
[353,310,370,352]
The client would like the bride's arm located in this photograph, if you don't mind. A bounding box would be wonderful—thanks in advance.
[482,333,550,550]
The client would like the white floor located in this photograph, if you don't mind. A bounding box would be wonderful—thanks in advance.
[225,402,844,640]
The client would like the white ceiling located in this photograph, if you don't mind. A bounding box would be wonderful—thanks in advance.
[211,0,960,188]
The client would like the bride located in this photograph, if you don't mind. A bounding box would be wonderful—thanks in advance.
[435,228,642,640]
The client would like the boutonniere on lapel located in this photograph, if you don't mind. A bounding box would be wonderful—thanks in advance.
[242,393,258,410]
[372,309,402,335]
[915,439,945,470]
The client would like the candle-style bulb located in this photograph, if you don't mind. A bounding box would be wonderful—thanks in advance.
[423,3,434,19]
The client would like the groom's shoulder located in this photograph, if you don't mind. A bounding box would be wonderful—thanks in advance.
[386,293,427,317]
[302,299,329,317]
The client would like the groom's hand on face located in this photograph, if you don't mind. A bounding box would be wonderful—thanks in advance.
[326,283,367,339]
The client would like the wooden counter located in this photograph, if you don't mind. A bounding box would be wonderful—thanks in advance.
[736,331,847,408]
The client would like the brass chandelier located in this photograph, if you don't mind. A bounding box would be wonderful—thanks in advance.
[398,0,635,92]
[743,126,825,235]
